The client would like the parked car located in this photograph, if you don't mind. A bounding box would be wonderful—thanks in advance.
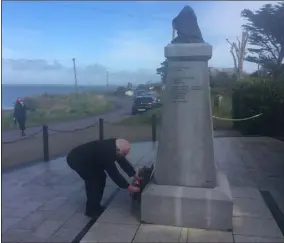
[131,96,161,115]
[134,89,148,97]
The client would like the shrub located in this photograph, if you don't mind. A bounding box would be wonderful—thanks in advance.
[232,77,284,136]
[23,97,38,111]
[114,86,126,96]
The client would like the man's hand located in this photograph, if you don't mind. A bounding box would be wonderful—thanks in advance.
[128,185,140,193]
[134,175,142,182]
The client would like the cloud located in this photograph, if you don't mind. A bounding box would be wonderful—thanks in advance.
[2,48,19,59]
[2,1,272,84]
[104,29,167,71]
[200,1,272,72]
[2,59,159,85]
[199,1,271,38]
[2,27,165,84]
[102,1,271,73]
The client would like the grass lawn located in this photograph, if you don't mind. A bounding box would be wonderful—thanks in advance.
[117,92,233,130]
[2,92,114,130]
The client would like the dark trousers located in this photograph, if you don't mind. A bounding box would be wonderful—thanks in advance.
[67,158,106,213]
[16,118,26,131]
[84,170,106,213]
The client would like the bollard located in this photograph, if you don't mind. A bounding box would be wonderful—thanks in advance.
[151,114,157,142]
[99,118,104,140]
[42,125,49,162]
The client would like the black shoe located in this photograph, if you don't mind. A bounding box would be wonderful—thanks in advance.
[85,205,106,218]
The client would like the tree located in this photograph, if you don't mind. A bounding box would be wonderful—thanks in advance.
[210,71,236,89]
[151,82,163,92]
[226,31,249,80]
[156,60,168,84]
[241,2,284,78]
[127,82,133,90]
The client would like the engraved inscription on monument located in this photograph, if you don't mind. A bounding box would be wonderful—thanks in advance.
[170,78,203,103]
[171,84,189,103]
[171,79,190,103]
[170,66,191,72]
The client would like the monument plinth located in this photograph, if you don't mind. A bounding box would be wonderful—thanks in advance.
[155,43,216,189]
[141,6,233,231]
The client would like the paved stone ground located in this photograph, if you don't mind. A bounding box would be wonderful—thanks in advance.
[2,142,156,242]
[2,137,284,242]
[82,137,284,243]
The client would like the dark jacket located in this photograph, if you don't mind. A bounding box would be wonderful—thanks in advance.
[13,102,27,121]
[67,138,136,189]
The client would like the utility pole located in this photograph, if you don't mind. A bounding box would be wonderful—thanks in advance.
[72,58,78,93]
[106,71,109,87]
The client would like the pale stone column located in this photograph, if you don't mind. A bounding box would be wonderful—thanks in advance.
[155,43,217,188]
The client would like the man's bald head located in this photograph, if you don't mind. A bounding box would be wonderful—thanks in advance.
[115,139,131,157]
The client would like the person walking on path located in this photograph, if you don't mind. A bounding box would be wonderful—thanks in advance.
[13,98,28,137]
[67,138,140,218]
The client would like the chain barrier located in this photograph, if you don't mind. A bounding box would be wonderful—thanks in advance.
[2,121,100,145]
[48,122,99,133]
[2,112,262,146]
[212,113,263,121]
[2,129,43,145]
[103,120,114,125]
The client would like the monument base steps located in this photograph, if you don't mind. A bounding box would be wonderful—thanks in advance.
[141,170,233,231]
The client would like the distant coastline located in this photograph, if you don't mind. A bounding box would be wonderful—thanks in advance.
[2,84,117,110]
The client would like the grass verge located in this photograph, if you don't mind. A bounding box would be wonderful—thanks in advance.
[2,92,114,130]
[117,93,233,130]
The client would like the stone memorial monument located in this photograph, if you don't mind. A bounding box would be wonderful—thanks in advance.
[141,6,233,231]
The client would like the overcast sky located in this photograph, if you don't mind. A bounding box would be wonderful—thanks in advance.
[2,1,270,85]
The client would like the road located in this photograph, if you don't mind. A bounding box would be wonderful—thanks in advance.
[2,96,132,143]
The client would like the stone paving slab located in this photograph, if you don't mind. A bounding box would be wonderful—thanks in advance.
[233,217,283,239]
[2,142,155,242]
[187,228,234,242]
[82,223,139,243]
[81,137,284,243]
[215,137,284,212]
[133,224,184,243]
[233,197,273,219]
[97,204,140,225]
[234,235,284,242]
[82,186,284,243]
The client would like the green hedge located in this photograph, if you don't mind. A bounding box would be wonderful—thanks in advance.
[232,78,284,136]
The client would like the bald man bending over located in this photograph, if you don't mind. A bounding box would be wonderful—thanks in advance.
[67,138,140,218]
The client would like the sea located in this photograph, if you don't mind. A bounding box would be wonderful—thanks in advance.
[2,84,116,110]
